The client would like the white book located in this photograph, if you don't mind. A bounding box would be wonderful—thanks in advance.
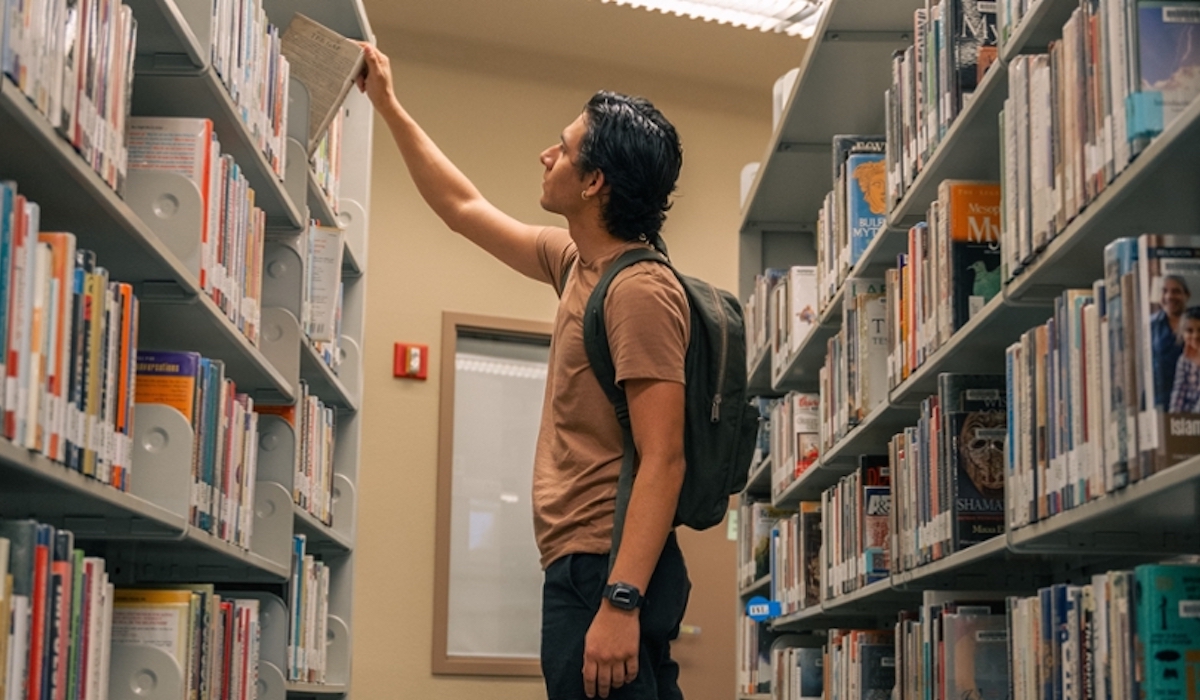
[1028,55,1051,252]
[787,267,818,355]
[25,243,51,451]
[306,226,345,343]
[6,594,29,700]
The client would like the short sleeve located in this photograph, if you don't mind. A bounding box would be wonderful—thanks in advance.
[536,227,577,296]
[604,264,690,386]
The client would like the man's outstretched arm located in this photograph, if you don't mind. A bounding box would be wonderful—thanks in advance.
[356,43,549,280]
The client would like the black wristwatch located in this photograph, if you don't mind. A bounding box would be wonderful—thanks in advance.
[602,582,644,611]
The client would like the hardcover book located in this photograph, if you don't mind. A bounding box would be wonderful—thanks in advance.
[940,374,1007,550]
[942,181,1002,333]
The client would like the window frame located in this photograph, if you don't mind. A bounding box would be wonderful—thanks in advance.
[432,311,554,677]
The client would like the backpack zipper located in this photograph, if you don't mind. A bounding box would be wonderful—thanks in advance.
[709,284,727,423]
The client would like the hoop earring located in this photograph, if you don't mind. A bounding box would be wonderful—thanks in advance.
[581,191,589,200]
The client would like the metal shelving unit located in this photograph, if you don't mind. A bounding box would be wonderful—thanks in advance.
[735,0,1200,684]
[739,0,917,235]
[0,0,373,693]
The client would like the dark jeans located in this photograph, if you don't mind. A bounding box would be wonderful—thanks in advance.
[541,532,691,700]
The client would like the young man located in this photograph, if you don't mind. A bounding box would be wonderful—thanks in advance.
[356,45,692,700]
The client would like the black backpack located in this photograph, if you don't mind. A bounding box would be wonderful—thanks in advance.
[574,247,759,562]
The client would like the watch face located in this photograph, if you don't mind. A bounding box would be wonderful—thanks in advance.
[606,583,641,610]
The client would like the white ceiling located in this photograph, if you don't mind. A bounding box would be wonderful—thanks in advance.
[364,0,808,103]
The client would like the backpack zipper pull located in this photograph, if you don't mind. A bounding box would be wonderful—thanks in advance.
[711,393,722,423]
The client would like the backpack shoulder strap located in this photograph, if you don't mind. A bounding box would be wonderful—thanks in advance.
[581,246,671,572]
[582,247,671,423]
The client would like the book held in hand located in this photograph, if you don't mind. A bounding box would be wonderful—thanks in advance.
[281,14,367,156]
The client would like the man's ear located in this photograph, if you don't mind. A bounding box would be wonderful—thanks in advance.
[583,170,606,200]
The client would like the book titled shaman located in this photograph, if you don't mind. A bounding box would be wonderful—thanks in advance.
[940,373,1007,550]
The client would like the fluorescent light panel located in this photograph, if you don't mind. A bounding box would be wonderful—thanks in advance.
[599,0,824,36]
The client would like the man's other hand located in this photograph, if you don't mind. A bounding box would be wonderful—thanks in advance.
[582,603,640,698]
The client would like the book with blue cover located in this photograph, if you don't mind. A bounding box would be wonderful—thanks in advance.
[1134,563,1200,699]
[846,151,887,267]
[1130,1,1200,150]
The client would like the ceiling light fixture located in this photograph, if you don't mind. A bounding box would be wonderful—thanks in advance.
[598,0,825,37]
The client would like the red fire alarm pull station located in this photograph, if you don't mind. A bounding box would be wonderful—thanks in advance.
[394,343,428,380]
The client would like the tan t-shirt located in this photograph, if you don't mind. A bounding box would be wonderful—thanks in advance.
[532,227,690,569]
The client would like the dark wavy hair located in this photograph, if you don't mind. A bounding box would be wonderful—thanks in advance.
[577,91,682,243]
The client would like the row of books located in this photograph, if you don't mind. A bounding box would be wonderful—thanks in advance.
[1008,564,1200,700]
[884,1,999,210]
[826,628,896,700]
[753,561,1200,700]
[126,117,267,346]
[885,181,1003,390]
[745,266,818,376]
[209,0,291,177]
[1000,1,1200,283]
[111,586,261,700]
[816,137,886,313]
[818,277,888,450]
[769,641,823,700]
[768,503,822,617]
[260,382,336,524]
[766,392,819,498]
[310,106,345,216]
[820,458,891,599]
[888,374,1007,574]
[0,520,114,700]
[1006,235,1200,530]
[736,499,789,589]
[286,535,330,684]
[134,351,260,549]
[0,182,138,490]
[1,0,137,193]
[893,590,1008,700]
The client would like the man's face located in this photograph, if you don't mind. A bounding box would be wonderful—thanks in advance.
[1163,278,1189,315]
[539,113,591,216]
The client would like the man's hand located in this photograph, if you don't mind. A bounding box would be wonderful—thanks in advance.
[582,603,640,698]
[355,42,395,110]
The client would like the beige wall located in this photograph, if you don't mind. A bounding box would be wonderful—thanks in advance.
[352,28,779,700]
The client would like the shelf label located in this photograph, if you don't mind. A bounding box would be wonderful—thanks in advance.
[745,596,781,622]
